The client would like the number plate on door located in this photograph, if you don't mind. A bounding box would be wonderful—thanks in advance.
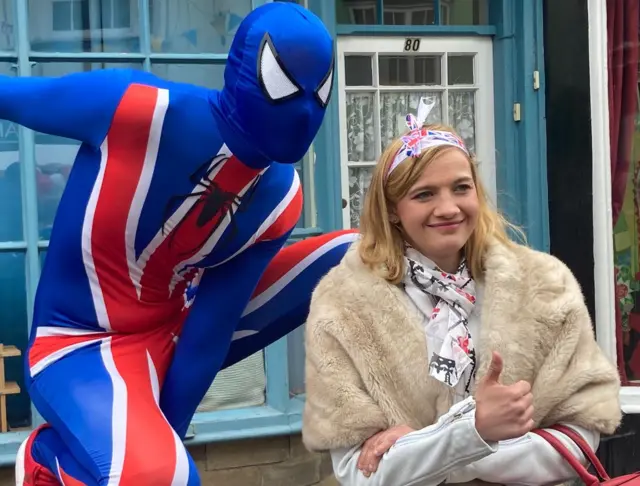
[403,38,421,51]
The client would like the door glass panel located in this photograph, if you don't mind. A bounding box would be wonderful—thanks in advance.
[345,93,376,162]
[348,166,374,228]
[345,55,374,86]
[448,55,474,84]
[448,90,476,153]
[380,91,443,150]
[379,55,441,86]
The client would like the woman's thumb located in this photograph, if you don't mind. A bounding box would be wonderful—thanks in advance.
[484,351,503,384]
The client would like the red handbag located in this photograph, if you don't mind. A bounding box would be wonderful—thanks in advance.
[531,425,640,485]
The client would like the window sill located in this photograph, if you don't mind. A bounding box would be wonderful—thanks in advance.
[621,386,640,414]
[0,396,305,467]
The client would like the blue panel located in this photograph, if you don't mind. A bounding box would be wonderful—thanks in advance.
[336,24,496,35]
[307,0,343,231]
[187,398,305,444]
[0,253,31,430]
[138,0,151,71]
[0,431,30,467]
[490,0,549,252]
[264,337,290,412]
[0,396,306,465]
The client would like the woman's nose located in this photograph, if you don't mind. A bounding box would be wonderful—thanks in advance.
[433,195,461,218]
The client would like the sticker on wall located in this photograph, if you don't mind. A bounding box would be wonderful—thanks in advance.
[182,29,198,47]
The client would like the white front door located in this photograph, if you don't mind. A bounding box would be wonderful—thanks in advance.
[337,36,495,229]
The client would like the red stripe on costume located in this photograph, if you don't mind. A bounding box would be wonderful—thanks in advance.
[110,334,177,484]
[58,467,86,486]
[28,334,108,371]
[91,84,159,331]
[257,184,303,242]
[140,155,262,301]
[251,230,358,298]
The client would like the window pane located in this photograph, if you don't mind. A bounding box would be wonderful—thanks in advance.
[197,352,266,412]
[0,252,31,429]
[448,90,476,153]
[294,146,316,229]
[149,0,252,54]
[441,0,489,26]
[345,56,373,87]
[336,0,377,25]
[379,55,442,86]
[383,0,436,26]
[150,63,225,90]
[380,91,442,150]
[348,166,374,228]
[31,62,143,241]
[346,93,376,162]
[0,63,22,243]
[288,325,305,395]
[28,0,141,53]
[0,0,15,51]
[448,55,474,85]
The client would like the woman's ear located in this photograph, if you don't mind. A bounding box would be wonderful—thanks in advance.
[389,212,400,224]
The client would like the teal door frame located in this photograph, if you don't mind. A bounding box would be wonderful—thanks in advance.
[308,0,550,253]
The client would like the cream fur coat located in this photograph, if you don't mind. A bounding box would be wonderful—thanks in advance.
[302,240,622,452]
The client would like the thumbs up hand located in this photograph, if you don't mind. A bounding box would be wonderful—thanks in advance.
[474,351,535,443]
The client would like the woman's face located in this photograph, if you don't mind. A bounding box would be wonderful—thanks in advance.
[394,149,480,272]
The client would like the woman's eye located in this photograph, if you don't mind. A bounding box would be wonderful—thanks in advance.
[414,191,433,200]
[455,184,472,192]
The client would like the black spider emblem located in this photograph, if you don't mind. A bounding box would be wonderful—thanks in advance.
[161,154,262,257]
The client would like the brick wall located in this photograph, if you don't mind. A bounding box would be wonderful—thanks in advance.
[0,434,338,486]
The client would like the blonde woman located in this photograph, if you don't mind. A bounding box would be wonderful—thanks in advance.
[302,102,621,486]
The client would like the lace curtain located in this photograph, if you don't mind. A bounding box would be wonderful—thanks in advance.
[347,90,476,228]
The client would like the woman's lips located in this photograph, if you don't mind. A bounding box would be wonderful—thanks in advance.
[428,220,464,229]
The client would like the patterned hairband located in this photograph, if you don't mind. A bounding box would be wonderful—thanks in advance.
[386,98,469,179]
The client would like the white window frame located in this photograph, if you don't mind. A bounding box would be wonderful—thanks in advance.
[336,36,496,229]
[588,0,640,413]
[348,4,376,25]
[343,1,453,26]
[30,0,138,45]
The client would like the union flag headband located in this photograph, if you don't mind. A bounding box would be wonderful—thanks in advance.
[386,98,469,179]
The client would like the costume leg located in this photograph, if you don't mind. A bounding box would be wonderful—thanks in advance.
[24,332,200,485]
[16,424,95,485]
[222,229,359,369]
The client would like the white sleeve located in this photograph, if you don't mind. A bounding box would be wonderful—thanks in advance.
[446,424,600,486]
[329,397,498,486]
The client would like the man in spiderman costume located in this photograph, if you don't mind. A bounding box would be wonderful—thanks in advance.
[2,3,358,484]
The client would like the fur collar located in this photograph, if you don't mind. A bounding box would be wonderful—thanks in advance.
[302,240,621,452]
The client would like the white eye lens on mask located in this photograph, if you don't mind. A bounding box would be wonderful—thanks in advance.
[258,33,300,102]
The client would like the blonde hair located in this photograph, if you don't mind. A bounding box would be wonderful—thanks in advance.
[358,123,522,283]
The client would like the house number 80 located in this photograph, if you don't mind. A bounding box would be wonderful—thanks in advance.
[404,38,421,51]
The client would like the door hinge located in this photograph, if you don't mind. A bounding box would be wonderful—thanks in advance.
[513,103,521,122]
[533,71,540,90]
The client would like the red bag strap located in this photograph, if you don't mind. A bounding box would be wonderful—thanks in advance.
[549,425,611,480]
[531,429,600,485]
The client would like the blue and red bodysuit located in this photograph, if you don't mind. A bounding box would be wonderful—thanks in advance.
[1,4,358,485]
